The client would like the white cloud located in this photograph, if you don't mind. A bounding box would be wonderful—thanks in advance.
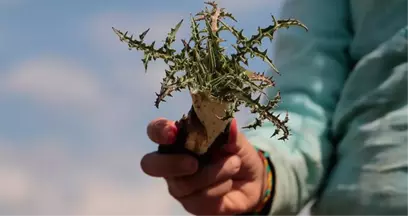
[0,52,189,156]
[0,137,183,215]
[0,55,150,139]
[77,176,177,215]
[1,56,105,111]
[0,167,31,206]
[3,169,180,215]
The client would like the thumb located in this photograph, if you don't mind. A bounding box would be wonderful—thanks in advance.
[223,118,243,154]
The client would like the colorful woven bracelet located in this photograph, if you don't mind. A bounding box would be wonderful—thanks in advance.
[252,147,274,215]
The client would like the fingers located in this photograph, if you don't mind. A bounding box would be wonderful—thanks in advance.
[204,179,233,197]
[167,155,241,198]
[146,118,177,144]
[140,152,198,178]
[179,181,233,215]
[180,190,245,216]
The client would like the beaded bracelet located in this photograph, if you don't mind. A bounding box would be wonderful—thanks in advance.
[238,147,274,216]
[252,147,274,215]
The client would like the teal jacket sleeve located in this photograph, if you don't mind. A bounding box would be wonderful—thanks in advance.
[242,0,352,214]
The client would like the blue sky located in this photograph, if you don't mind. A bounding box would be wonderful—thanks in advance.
[0,0,286,214]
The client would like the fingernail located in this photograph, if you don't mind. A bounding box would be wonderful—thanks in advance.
[164,125,177,144]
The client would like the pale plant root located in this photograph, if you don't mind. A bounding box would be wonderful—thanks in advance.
[184,91,231,155]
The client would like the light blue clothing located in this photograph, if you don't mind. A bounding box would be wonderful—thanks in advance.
[243,0,407,215]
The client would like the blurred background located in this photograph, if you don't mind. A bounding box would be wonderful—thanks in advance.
[0,0,288,214]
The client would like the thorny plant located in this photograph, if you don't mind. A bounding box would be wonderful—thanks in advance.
[112,1,307,140]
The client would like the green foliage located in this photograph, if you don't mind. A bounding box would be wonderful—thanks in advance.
[112,1,307,140]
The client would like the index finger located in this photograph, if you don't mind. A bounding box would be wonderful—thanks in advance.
[141,152,198,178]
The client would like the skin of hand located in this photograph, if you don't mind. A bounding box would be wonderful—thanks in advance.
[141,117,269,215]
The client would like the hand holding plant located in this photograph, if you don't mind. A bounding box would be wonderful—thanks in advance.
[113,2,307,214]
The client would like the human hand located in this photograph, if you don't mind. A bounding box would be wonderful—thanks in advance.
[140,117,269,215]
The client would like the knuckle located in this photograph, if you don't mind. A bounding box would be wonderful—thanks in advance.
[203,179,233,198]
[166,179,179,198]
[167,183,179,198]
[179,196,220,215]
[167,178,192,198]
[176,182,191,197]
[212,156,239,179]
[170,156,193,175]
[225,156,241,173]
[183,203,217,216]
[183,203,210,215]
[225,162,236,175]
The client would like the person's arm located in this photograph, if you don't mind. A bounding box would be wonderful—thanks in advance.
[243,0,353,214]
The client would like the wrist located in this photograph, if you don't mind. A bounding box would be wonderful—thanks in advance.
[253,148,274,213]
